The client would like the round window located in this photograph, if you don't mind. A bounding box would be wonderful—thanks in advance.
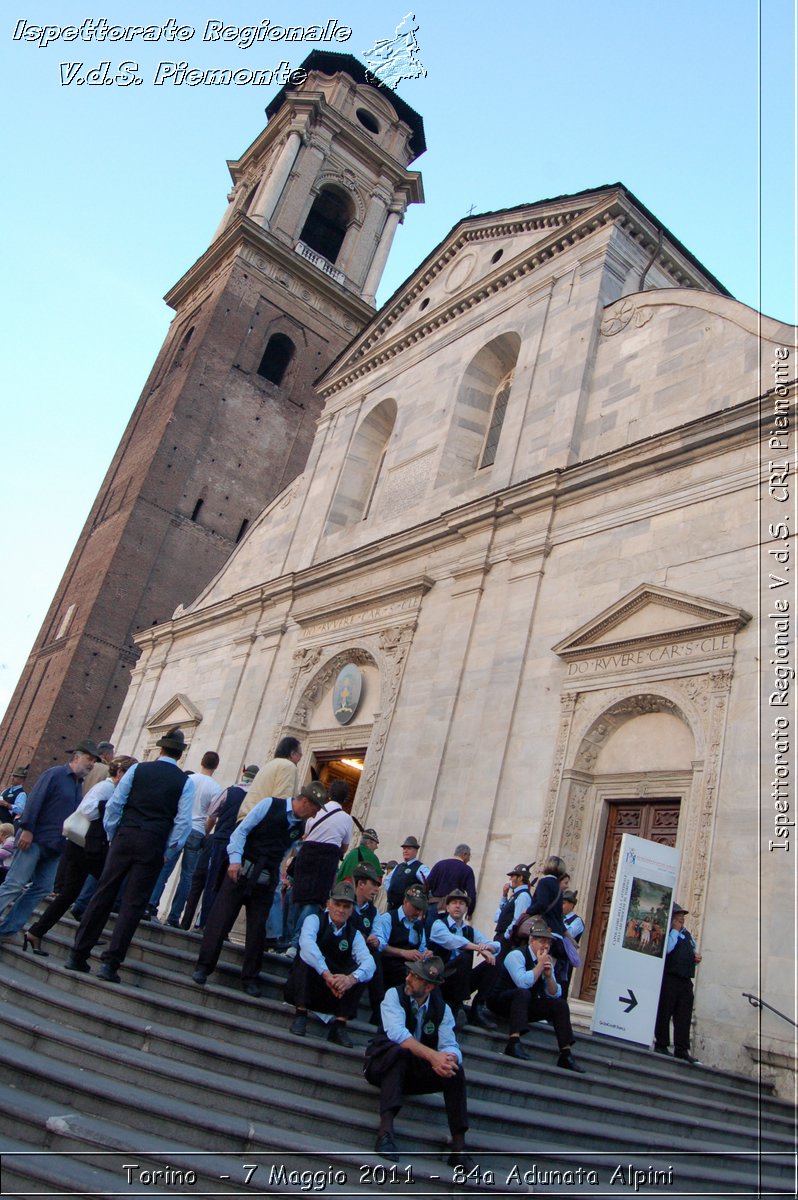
[356,108,380,135]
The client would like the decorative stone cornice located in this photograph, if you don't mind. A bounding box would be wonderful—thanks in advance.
[319,190,722,398]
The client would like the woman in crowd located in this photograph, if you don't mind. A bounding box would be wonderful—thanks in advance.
[23,755,136,955]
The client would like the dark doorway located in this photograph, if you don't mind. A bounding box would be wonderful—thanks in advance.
[580,798,680,1001]
[311,748,366,813]
[300,188,351,264]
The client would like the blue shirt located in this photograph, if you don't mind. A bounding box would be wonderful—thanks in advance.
[374,909,428,953]
[504,946,562,999]
[429,917,499,961]
[380,986,462,1064]
[104,758,194,852]
[226,797,302,865]
[21,764,84,851]
[299,913,375,983]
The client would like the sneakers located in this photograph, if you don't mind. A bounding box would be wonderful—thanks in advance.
[503,1038,531,1060]
[64,954,90,974]
[290,1012,308,1037]
[96,963,122,984]
[283,946,297,960]
[327,1022,354,1048]
[192,968,208,985]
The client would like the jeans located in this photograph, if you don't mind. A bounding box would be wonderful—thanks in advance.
[71,873,97,918]
[287,901,320,949]
[0,842,62,935]
[166,831,205,924]
[148,848,181,910]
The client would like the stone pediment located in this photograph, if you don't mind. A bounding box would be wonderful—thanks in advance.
[145,693,203,731]
[553,584,751,660]
[318,185,725,399]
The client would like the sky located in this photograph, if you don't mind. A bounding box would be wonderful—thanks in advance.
[1,0,795,725]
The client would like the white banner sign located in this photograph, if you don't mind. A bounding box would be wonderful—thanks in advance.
[590,834,680,1046]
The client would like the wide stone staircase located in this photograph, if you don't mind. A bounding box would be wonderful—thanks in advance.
[0,917,793,1198]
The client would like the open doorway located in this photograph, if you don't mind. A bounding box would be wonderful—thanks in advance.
[310,748,367,813]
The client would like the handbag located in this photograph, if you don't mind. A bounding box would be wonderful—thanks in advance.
[63,808,91,847]
[563,933,582,968]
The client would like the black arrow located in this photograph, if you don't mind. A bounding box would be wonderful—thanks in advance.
[619,989,638,1013]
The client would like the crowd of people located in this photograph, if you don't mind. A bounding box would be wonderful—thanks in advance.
[0,731,704,1159]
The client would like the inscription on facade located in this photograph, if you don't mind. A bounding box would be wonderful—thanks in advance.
[566,634,732,677]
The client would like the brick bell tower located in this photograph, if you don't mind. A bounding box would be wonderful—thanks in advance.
[0,52,424,777]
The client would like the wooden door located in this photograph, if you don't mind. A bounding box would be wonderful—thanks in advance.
[579,799,680,1001]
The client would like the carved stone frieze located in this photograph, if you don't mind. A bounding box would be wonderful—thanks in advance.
[600,298,654,337]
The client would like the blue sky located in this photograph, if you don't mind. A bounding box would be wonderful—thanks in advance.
[1,0,795,725]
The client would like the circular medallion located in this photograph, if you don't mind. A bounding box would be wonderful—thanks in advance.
[332,664,362,725]
[423,1021,436,1035]
[339,939,349,952]
[363,917,371,929]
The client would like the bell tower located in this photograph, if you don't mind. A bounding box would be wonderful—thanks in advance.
[0,53,424,777]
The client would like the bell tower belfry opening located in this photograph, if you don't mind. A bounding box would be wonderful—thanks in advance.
[0,53,424,780]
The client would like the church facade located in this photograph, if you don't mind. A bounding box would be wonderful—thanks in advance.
[102,63,790,1086]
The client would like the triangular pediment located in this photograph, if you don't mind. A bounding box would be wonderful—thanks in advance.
[320,187,626,392]
[553,584,750,659]
[145,693,203,731]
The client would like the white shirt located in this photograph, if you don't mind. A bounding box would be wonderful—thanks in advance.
[76,777,115,822]
[299,913,375,982]
[189,773,222,835]
[303,801,352,850]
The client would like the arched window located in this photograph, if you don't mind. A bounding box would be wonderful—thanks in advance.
[436,332,521,487]
[300,186,352,264]
[480,371,514,468]
[325,398,397,532]
[257,333,294,386]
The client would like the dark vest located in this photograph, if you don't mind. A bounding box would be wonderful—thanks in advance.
[494,888,530,938]
[493,945,546,1000]
[352,900,378,935]
[665,929,697,979]
[431,919,474,965]
[242,797,297,876]
[84,798,109,861]
[212,785,246,844]
[563,912,583,943]
[316,911,357,973]
[119,760,186,845]
[387,907,425,951]
[397,986,446,1049]
[386,860,425,909]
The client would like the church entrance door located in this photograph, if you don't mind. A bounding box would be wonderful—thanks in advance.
[311,748,367,813]
[580,798,680,1001]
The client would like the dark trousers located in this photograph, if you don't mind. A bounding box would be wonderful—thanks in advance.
[199,839,229,926]
[179,838,213,929]
[488,986,575,1049]
[73,826,165,968]
[365,1042,468,1135]
[441,955,479,1012]
[285,958,363,1019]
[196,874,274,983]
[29,842,105,939]
[654,974,694,1053]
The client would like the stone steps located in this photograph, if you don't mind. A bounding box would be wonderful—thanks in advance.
[0,918,792,1197]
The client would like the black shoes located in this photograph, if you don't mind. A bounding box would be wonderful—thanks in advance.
[290,1012,308,1037]
[454,1007,467,1030]
[243,981,262,998]
[327,1022,354,1048]
[375,1133,398,1160]
[468,1002,497,1030]
[191,969,208,985]
[96,963,122,984]
[556,1050,586,1073]
[654,1044,671,1055]
[674,1050,702,1065]
[448,1150,476,1171]
[504,1038,531,1060]
[64,954,90,974]
[23,933,48,957]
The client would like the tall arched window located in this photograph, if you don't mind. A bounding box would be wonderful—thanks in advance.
[436,332,521,487]
[257,333,294,386]
[325,398,397,533]
[300,186,352,264]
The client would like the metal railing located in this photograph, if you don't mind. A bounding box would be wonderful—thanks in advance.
[742,992,798,1028]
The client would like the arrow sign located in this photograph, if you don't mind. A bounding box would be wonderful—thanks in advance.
[619,989,638,1013]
